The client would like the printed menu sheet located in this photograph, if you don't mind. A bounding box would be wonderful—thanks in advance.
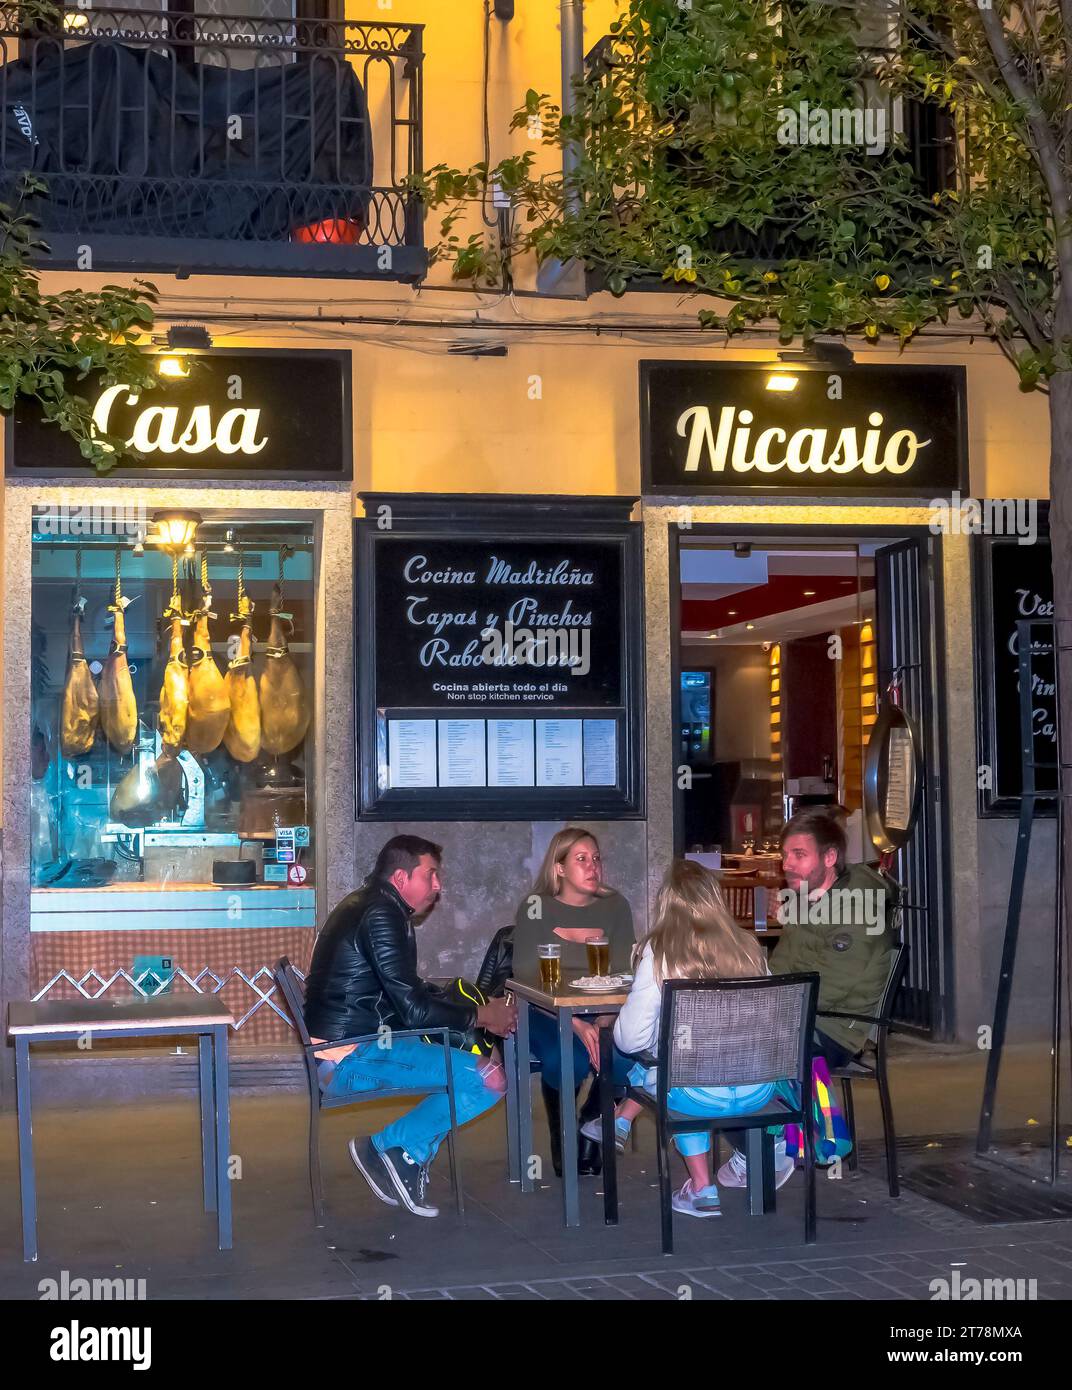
[437,719,487,788]
[582,719,617,786]
[535,719,584,786]
[487,719,535,788]
[387,719,437,788]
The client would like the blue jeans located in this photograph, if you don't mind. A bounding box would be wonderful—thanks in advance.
[627,1061,778,1158]
[528,1008,635,1092]
[319,1038,502,1166]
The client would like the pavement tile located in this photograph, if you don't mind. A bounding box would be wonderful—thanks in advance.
[5,1092,1072,1301]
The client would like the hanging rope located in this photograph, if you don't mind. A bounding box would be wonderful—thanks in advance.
[237,549,246,607]
[71,546,83,612]
[113,547,122,607]
[200,550,209,597]
[171,553,180,605]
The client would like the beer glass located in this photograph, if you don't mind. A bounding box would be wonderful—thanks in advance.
[537,943,562,991]
[586,936,610,976]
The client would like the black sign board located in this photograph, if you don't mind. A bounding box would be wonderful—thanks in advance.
[976,528,1057,815]
[356,495,644,821]
[6,349,352,481]
[641,361,967,496]
[374,537,623,709]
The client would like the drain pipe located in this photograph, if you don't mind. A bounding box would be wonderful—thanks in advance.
[560,0,585,194]
[536,0,588,296]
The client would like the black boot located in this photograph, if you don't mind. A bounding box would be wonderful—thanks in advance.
[541,1079,564,1178]
[577,1081,604,1177]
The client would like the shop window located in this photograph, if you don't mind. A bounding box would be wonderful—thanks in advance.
[30,515,315,900]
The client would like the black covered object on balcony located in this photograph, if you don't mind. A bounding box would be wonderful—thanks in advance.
[0,39,372,242]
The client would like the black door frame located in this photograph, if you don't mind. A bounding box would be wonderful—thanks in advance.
[666,517,955,1040]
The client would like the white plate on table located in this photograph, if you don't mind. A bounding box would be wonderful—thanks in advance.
[569,974,633,992]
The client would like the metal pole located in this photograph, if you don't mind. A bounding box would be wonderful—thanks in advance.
[976,618,1040,1154]
[560,0,584,193]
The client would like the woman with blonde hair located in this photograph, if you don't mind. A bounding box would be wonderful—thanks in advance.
[511,826,636,1176]
[597,858,791,1218]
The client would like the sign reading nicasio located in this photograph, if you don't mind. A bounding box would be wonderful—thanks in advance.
[641,361,967,495]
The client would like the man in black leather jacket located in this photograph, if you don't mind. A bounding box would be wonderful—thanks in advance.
[304,835,516,1218]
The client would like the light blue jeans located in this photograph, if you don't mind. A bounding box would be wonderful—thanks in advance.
[628,1061,778,1157]
[319,1038,503,1165]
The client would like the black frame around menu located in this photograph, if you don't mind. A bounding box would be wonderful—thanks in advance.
[355,494,645,821]
[974,510,1057,817]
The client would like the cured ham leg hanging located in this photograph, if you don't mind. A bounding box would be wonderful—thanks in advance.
[158,554,189,753]
[60,567,99,759]
[259,548,311,755]
[186,552,230,755]
[99,547,138,755]
[222,551,261,762]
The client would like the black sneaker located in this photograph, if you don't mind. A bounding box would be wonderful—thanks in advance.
[377,1146,439,1218]
[348,1137,398,1208]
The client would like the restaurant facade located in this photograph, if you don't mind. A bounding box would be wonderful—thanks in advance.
[0,0,1058,1103]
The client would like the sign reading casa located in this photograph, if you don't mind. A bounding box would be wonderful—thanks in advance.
[641,361,967,495]
[7,349,352,480]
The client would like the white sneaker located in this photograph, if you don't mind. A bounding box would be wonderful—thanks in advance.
[671,1180,721,1217]
[716,1148,748,1188]
[716,1146,796,1190]
[579,1116,630,1153]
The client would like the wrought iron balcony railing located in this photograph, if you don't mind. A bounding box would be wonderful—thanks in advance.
[0,5,425,280]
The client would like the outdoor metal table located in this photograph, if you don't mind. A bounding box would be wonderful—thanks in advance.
[503,975,629,1229]
[7,994,235,1262]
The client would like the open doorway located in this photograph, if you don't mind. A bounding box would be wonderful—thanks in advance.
[673,529,949,1037]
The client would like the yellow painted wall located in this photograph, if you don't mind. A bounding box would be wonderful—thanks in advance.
[0,0,1056,839]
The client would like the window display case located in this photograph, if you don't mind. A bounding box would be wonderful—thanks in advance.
[29,512,316,930]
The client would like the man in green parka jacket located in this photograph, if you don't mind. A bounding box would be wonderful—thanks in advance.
[770,807,898,1067]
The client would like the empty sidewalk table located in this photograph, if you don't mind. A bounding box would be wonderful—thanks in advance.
[503,975,629,1229]
[7,994,235,1262]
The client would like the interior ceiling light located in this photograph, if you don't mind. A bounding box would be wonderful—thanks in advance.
[803,589,817,596]
[765,373,799,392]
[727,610,738,616]
[746,623,755,630]
[149,510,202,553]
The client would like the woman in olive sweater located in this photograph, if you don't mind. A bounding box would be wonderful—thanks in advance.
[513,827,636,1177]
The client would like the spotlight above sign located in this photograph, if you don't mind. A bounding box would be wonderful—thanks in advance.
[640,360,968,497]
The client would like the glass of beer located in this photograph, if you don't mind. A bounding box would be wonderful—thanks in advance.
[537,943,562,992]
[586,936,610,976]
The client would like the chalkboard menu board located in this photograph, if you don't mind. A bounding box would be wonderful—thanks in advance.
[976,528,1057,815]
[356,495,644,820]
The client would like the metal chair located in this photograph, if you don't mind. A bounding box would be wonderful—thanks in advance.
[626,972,819,1254]
[274,957,464,1226]
[821,942,909,1198]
